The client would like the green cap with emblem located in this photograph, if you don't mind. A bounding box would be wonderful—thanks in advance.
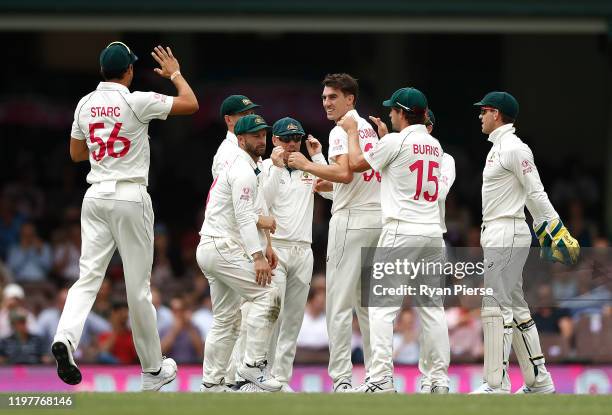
[382,87,428,113]
[474,91,519,119]
[234,114,271,135]
[220,95,260,118]
[99,41,138,73]
[272,117,305,137]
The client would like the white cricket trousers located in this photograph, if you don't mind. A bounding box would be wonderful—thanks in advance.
[268,242,313,384]
[368,227,450,386]
[226,243,313,385]
[54,182,162,372]
[480,218,532,325]
[196,236,281,385]
[326,208,381,383]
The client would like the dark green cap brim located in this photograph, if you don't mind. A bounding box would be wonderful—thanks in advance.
[239,124,271,134]
[382,99,393,107]
[234,103,260,114]
[473,101,485,106]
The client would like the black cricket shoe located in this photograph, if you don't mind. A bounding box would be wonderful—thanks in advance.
[52,340,82,385]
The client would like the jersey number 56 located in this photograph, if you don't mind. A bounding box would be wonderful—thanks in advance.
[89,123,131,161]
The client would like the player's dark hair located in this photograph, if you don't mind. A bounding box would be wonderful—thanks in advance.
[322,73,359,104]
[501,113,516,124]
[399,108,426,125]
[101,66,130,81]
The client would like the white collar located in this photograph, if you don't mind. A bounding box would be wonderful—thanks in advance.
[96,82,129,93]
[237,148,259,170]
[226,131,238,146]
[344,109,360,120]
[488,123,515,144]
[401,124,428,134]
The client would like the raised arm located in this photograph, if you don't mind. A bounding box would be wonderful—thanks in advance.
[151,46,199,115]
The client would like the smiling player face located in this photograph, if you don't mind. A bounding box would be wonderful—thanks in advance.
[322,86,354,122]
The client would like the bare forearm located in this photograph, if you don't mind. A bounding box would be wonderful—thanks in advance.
[347,135,370,173]
[302,160,352,184]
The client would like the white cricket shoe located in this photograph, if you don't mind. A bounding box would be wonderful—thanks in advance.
[280,384,295,393]
[419,383,432,394]
[431,385,450,394]
[470,382,510,394]
[237,382,268,393]
[141,357,177,391]
[515,384,555,394]
[237,361,282,392]
[51,339,82,385]
[200,382,233,392]
[352,376,396,394]
[333,378,353,393]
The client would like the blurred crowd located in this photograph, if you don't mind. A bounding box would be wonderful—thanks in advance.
[0,144,610,366]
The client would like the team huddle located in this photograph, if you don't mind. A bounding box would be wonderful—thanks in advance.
[51,42,580,394]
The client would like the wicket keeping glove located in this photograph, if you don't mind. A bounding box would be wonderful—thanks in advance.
[534,218,580,265]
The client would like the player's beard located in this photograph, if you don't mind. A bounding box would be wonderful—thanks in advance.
[244,141,266,159]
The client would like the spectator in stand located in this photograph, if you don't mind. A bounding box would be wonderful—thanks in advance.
[151,286,173,334]
[446,306,483,361]
[160,296,203,363]
[6,222,52,283]
[53,222,81,282]
[92,279,113,319]
[97,301,137,364]
[566,199,597,248]
[0,193,26,260]
[152,224,175,287]
[532,284,573,343]
[392,308,420,364]
[0,308,51,364]
[0,283,38,338]
[296,282,328,362]
[191,291,212,341]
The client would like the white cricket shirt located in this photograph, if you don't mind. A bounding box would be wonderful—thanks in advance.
[261,153,327,245]
[70,82,173,186]
[328,109,381,214]
[211,131,239,180]
[482,124,558,226]
[200,149,264,256]
[363,124,443,237]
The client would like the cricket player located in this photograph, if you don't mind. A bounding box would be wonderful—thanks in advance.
[259,117,329,391]
[52,42,199,391]
[212,95,260,179]
[472,91,579,394]
[287,73,381,392]
[197,114,282,393]
[341,87,449,393]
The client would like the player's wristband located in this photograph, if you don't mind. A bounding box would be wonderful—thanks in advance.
[170,71,181,81]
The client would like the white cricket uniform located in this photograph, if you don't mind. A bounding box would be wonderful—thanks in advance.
[211,131,239,180]
[54,81,173,372]
[260,154,327,384]
[480,123,557,389]
[326,109,381,384]
[363,124,450,387]
[197,148,281,385]
[481,123,558,324]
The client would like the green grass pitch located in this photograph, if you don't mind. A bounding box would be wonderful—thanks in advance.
[2,393,612,415]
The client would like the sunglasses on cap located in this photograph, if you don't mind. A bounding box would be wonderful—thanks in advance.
[479,107,498,115]
[277,135,303,143]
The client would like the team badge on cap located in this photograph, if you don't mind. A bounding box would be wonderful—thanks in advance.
[242,98,253,105]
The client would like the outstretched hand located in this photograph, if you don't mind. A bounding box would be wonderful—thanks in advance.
[368,116,389,137]
[151,46,180,79]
